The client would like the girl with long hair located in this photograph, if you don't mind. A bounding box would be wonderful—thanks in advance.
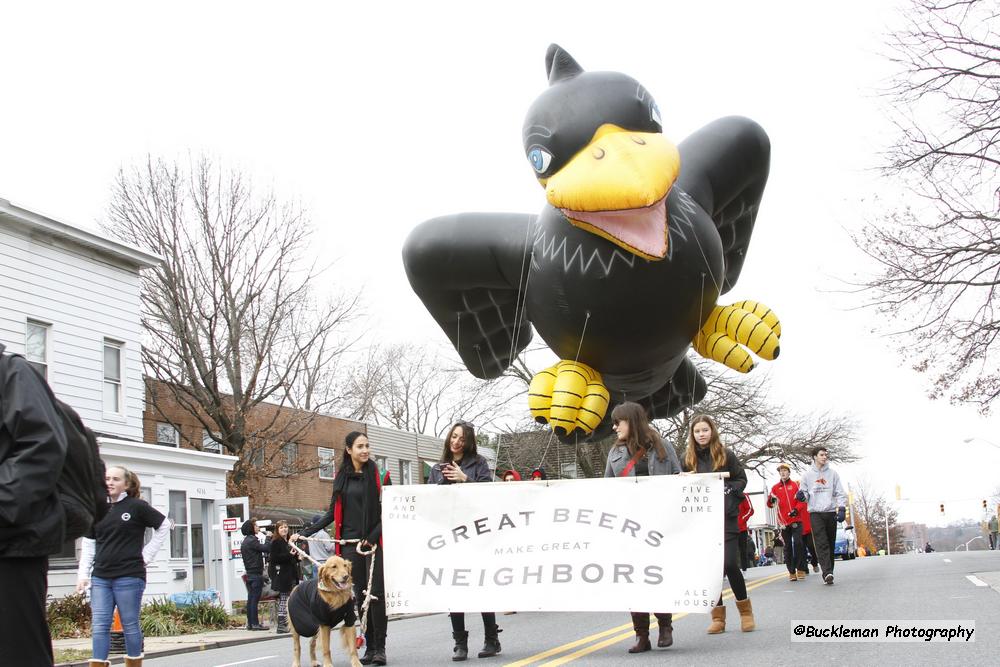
[293,431,391,665]
[76,466,169,667]
[603,401,681,653]
[682,414,755,634]
[268,520,301,635]
[426,420,499,661]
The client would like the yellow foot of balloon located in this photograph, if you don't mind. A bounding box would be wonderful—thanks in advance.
[692,300,781,373]
[528,360,610,436]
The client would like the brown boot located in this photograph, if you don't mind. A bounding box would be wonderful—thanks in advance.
[627,633,651,653]
[124,655,144,667]
[735,598,756,632]
[656,619,673,647]
[796,570,807,580]
[88,661,111,667]
[788,571,797,581]
[707,605,726,634]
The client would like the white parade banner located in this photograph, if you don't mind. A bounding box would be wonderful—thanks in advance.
[382,473,724,614]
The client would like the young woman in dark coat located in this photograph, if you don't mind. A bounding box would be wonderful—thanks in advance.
[682,414,755,634]
[268,520,301,634]
[426,420,500,661]
[293,431,391,666]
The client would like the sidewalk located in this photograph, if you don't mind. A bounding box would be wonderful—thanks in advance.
[53,614,433,666]
[54,627,279,666]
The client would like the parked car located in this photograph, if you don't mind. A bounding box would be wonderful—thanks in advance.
[834,524,857,560]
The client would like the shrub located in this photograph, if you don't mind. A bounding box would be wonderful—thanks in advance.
[46,593,91,638]
[180,600,228,627]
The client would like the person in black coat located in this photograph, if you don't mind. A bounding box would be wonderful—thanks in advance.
[240,519,271,630]
[0,343,71,667]
[294,431,391,666]
[682,415,755,635]
[427,421,501,661]
[268,520,301,634]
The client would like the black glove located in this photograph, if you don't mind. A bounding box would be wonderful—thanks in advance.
[836,507,846,523]
[795,490,806,502]
[788,508,799,518]
[767,495,777,507]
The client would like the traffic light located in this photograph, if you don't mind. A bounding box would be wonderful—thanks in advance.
[940,503,945,514]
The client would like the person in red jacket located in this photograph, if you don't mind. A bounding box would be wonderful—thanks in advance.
[501,469,522,481]
[737,494,755,571]
[767,463,808,581]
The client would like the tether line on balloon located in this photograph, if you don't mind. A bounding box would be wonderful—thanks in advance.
[506,216,535,368]
[535,310,591,470]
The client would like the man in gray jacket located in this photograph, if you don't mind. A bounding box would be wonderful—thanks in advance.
[796,447,847,585]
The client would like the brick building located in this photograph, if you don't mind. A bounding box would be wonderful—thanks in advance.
[142,378,435,526]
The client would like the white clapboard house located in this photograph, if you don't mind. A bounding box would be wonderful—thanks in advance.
[0,198,248,606]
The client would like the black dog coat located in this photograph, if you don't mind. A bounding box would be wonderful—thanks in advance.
[288,579,357,638]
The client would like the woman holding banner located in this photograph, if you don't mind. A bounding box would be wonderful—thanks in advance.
[604,401,681,653]
[427,420,500,661]
[682,415,755,634]
[293,431,390,666]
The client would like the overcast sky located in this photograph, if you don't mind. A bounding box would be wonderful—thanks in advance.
[3,0,997,526]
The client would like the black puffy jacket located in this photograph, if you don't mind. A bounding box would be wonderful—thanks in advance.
[0,347,69,557]
[240,519,270,575]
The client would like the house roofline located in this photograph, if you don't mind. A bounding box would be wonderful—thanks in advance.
[0,197,162,269]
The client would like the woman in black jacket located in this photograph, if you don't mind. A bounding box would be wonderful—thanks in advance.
[293,431,390,666]
[682,414,755,634]
[426,420,500,662]
[268,520,301,634]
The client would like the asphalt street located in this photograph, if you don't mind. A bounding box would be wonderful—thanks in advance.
[143,550,1000,666]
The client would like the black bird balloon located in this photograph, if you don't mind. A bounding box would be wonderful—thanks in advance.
[403,45,781,442]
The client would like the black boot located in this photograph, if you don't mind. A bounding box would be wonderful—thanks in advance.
[372,628,387,666]
[360,629,375,665]
[275,613,289,634]
[452,631,469,661]
[478,624,501,658]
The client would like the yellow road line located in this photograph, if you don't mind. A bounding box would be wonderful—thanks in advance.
[504,571,788,667]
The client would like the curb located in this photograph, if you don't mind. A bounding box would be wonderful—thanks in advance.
[56,613,440,666]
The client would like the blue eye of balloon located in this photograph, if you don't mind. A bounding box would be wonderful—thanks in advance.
[650,102,662,128]
[527,147,553,173]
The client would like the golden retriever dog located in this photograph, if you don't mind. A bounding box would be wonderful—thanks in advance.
[288,555,361,667]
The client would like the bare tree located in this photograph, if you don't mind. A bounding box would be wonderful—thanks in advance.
[105,157,360,492]
[658,362,858,477]
[851,476,905,554]
[340,343,525,437]
[857,0,1000,410]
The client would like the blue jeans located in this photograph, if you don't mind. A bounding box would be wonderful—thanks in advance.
[245,574,263,626]
[91,576,146,659]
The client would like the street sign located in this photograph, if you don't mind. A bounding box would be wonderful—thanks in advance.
[222,517,238,532]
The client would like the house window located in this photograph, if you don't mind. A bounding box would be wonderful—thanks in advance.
[103,340,124,414]
[399,459,412,485]
[168,490,188,558]
[375,456,387,477]
[318,447,336,480]
[25,320,50,379]
[282,442,298,472]
[201,430,222,454]
[51,538,78,568]
[156,423,179,447]
[250,441,265,467]
[560,461,578,479]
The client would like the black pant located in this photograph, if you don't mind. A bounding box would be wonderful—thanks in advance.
[342,544,387,648]
[781,524,806,574]
[245,573,264,626]
[719,530,747,602]
[810,511,838,576]
[450,612,497,634]
[0,557,52,667]
[803,532,818,567]
[739,531,753,570]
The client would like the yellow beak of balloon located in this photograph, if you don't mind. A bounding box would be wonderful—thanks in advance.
[544,124,680,260]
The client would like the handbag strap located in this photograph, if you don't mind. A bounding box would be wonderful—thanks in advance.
[619,448,647,477]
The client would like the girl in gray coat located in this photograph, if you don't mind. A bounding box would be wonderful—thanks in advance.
[603,401,680,653]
